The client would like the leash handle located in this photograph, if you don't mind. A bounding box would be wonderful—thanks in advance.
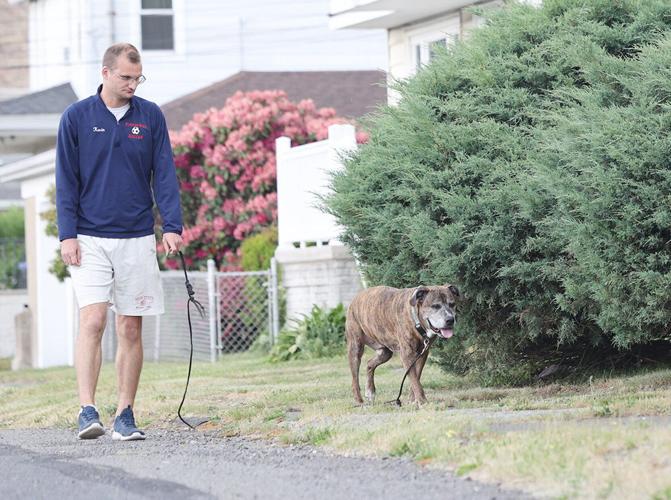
[176,250,206,430]
[387,336,436,407]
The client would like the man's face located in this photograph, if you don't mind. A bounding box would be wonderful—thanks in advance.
[102,57,143,102]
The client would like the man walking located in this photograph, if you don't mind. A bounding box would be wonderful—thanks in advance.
[56,43,182,441]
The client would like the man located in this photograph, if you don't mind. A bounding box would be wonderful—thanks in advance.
[56,43,183,441]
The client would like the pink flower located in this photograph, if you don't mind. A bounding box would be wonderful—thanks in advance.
[170,89,350,271]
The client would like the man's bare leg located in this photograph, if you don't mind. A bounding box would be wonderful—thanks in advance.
[75,303,108,406]
[115,314,143,413]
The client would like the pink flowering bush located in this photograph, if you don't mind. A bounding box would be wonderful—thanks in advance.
[166,90,361,271]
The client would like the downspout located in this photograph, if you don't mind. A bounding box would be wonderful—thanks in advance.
[109,0,116,45]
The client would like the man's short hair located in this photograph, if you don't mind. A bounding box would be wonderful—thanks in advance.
[102,43,141,69]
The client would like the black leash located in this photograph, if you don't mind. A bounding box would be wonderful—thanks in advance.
[176,250,206,430]
[387,335,437,407]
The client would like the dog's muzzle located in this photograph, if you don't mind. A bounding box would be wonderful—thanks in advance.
[428,318,454,339]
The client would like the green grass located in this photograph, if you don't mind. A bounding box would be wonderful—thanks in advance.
[1,352,670,498]
[0,358,11,371]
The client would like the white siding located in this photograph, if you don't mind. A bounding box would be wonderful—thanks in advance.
[28,0,387,105]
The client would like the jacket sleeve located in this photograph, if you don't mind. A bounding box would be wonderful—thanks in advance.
[55,108,80,241]
[152,106,183,235]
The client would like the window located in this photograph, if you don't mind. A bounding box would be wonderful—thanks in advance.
[141,0,174,51]
[413,34,457,70]
[408,15,461,72]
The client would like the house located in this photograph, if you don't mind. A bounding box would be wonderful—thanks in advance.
[0,149,74,369]
[0,82,77,165]
[17,0,387,105]
[329,0,541,102]
[0,0,30,203]
[0,0,389,368]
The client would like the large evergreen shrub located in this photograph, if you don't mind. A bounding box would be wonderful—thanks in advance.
[326,0,671,384]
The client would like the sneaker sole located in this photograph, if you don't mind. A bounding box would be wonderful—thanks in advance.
[78,422,105,440]
[112,431,146,441]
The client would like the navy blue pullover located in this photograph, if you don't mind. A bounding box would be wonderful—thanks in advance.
[56,85,182,241]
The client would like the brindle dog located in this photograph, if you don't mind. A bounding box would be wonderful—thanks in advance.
[346,285,459,405]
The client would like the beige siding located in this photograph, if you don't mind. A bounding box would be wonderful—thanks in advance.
[0,0,29,94]
[385,1,502,103]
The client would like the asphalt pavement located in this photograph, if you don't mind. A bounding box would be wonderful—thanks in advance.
[0,428,530,499]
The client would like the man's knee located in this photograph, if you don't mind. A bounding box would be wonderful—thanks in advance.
[117,316,142,343]
[79,305,108,337]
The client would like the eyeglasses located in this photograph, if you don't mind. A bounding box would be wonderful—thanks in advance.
[112,72,146,85]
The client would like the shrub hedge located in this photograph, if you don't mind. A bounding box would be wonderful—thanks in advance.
[326,0,671,383]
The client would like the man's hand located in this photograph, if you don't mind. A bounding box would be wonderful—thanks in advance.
[61,238,81,266]
[162,232,183,255]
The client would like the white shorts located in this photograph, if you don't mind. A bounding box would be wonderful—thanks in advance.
[69,234,164,316]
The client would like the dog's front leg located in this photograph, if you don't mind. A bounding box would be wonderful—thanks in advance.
[400,346,428,405]
[408,350,430,403]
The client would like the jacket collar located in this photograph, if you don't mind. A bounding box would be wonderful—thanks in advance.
[96,84,135,110]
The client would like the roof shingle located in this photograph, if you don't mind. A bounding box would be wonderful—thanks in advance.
[161,70,387,131]
[0,83,78,115]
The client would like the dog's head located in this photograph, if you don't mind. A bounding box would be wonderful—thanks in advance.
[410,285,459,339]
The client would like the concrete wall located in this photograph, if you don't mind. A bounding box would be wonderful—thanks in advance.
[275,245,363,324]
[0,289,28,358]
[28,0,387,105]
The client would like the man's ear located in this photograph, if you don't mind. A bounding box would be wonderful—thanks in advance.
[410,286,429,306]
[446,284,460,298]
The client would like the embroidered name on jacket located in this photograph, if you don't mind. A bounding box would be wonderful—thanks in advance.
[93,126,106,133]
[126,122,148,139]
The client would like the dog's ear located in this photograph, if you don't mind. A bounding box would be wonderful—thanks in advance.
[410,286,429,306]
[446,284,460,298]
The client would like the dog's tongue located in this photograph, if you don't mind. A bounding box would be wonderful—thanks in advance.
[440,329,453,339]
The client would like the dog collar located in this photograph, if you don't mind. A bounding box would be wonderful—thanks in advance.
[411,306,434,338]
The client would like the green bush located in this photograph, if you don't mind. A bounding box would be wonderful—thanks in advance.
[0,207,24,238]
[270,304,346,362]
[41,185,69,282]
[325,0,671,384]
[240,227,277,271]
[0,207,26,289]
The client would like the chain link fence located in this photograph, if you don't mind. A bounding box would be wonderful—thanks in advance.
[99,260,279,363]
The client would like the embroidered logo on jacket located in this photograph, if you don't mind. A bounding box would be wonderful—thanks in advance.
[126,122,148,140]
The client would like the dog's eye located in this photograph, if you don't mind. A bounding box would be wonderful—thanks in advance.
[448,302,455,308]
[431,304,441,310]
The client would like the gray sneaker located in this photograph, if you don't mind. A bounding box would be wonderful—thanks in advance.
[78,405,105,439]
[112,405,146,441]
